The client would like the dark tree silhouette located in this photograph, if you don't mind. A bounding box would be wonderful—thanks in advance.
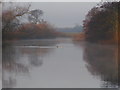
[83,2,120,44]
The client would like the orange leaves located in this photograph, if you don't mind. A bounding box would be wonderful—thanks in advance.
[2,10,15,22]
[73,32,85,41]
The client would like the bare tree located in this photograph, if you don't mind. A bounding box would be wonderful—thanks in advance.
[2,3,31,40]
[28,9,43,24]
[2,3,31,31]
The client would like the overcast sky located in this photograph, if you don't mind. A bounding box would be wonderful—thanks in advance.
[29,2,98,28]
[9,2,98,28]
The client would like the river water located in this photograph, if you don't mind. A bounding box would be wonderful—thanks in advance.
[2,38,118,88]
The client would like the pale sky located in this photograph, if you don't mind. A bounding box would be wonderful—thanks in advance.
[29,2,98,28]
[4,2,99,28]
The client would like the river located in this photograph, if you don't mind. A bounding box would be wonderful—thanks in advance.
[2,38,118,88]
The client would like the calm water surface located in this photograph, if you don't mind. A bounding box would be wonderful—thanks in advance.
[2,38,118,88]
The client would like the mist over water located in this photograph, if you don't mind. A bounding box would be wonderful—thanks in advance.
[2,2,119,88]
[2,38,118,88]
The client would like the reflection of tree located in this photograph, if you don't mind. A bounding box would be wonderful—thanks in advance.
[2,45,29,88]
[83,43,118,88]
[2,76,16,88]
[21,47,53,67]
[2,44,54,88]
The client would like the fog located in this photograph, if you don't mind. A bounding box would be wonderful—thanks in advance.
[29,2,98,27]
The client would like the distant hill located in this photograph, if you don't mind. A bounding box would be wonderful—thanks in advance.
[56,25,83,33]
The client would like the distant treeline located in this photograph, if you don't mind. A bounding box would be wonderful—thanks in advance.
[2,3,59,41]
[56,25,83,33]
[83,2,120,44]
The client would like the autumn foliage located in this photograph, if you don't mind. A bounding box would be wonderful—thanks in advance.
[73,32,85,41]
[83,2,120,44]
[2,3,58,41]
[83,2,120,86]
[3,23,57,41]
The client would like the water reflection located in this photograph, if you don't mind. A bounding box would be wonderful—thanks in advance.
[2,39,119,88]
[83,42,118,88]
[2,41,56,88]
